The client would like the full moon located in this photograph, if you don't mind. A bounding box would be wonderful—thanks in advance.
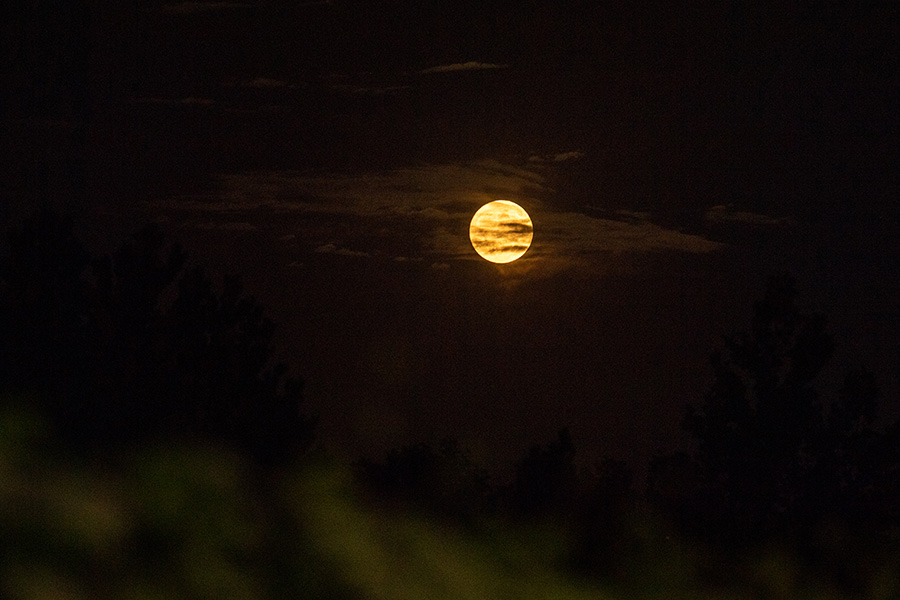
[469,200,534,263]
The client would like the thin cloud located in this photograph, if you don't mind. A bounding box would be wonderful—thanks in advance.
[314,243,369,258]
[160,2,254,14]
[203,161,547,218]
[528,151,585,164]
[429,211,721,263]
[552,152,584,162]
[331,84,413,96]
[537,212,722,256]
[613,209,653,221]
[427,227,468,258]
[155,160,722,270]
[242,77,290,89]
[133,97,214,106]
[335,248,369,257]
[496,222,533,234]
[705,205,790,227]
[193,221,257,231]
[420,62,509,74]
[408,207,451,220]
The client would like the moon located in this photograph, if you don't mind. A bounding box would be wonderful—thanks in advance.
[469,200,534,263]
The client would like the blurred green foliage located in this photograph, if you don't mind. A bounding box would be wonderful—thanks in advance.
[1,403,897,600]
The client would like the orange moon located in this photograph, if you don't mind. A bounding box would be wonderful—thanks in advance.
[469,200,534,263]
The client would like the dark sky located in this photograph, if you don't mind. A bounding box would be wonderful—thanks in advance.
[4,1,899,473]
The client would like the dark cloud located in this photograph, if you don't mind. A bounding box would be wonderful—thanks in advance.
[133,97,215,106]
[240,77,292,89]
[159,2,255,14]
[528,151,585,164]
[420,62,509,74]
[193,221,257,231]
[497,222,534,235]
[152,161,721,270]
[330,84,413,96]
[314,243,369,257]
[476,242,531,254]
[705,205,791,227]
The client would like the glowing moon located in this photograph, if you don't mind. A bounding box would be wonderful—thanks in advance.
[469,200,534,263]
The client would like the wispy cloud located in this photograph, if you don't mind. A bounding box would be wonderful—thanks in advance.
[193,221,257,231]
[182,161,546,218]
[705,205,790,227]
[420,62,509,74]
[156,160,722,272]
[314,243,369,257]
[241,77,291,89]
[540,212,722,256]
[133,97,215,106]
[159,2,254,14]
[330,84,413,96]
[421,211,721,264]
[528,151,585,164]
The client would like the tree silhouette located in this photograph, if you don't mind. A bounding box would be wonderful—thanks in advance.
[354,438,492,523]
[568,457,637,580]
[646,451,715,540]
[0,210,93,401]
[0,210,314,465]
[681,274,833,542]
[810,366,900,541]
[507,428,579,518]
[679,273,900,558]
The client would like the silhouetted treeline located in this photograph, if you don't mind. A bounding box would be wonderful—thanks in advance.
[654,276,900,549]
[0,210,315,465]
[354,428,639,583]
[648,274,900,592]
[354,274,900,594]
[4,210,898,593]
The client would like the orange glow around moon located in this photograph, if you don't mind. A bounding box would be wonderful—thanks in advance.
[469,200,534,263]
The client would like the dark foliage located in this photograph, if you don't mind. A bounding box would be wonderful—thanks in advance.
[665,273,900,582]
[0,210,315,466]
[354,437,493,523]
[681,274,834,542]
[507,428,580,518]
[566,457,637,580]
[354,428,641,586]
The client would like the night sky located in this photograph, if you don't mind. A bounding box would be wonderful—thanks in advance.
[4,0,899,474]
